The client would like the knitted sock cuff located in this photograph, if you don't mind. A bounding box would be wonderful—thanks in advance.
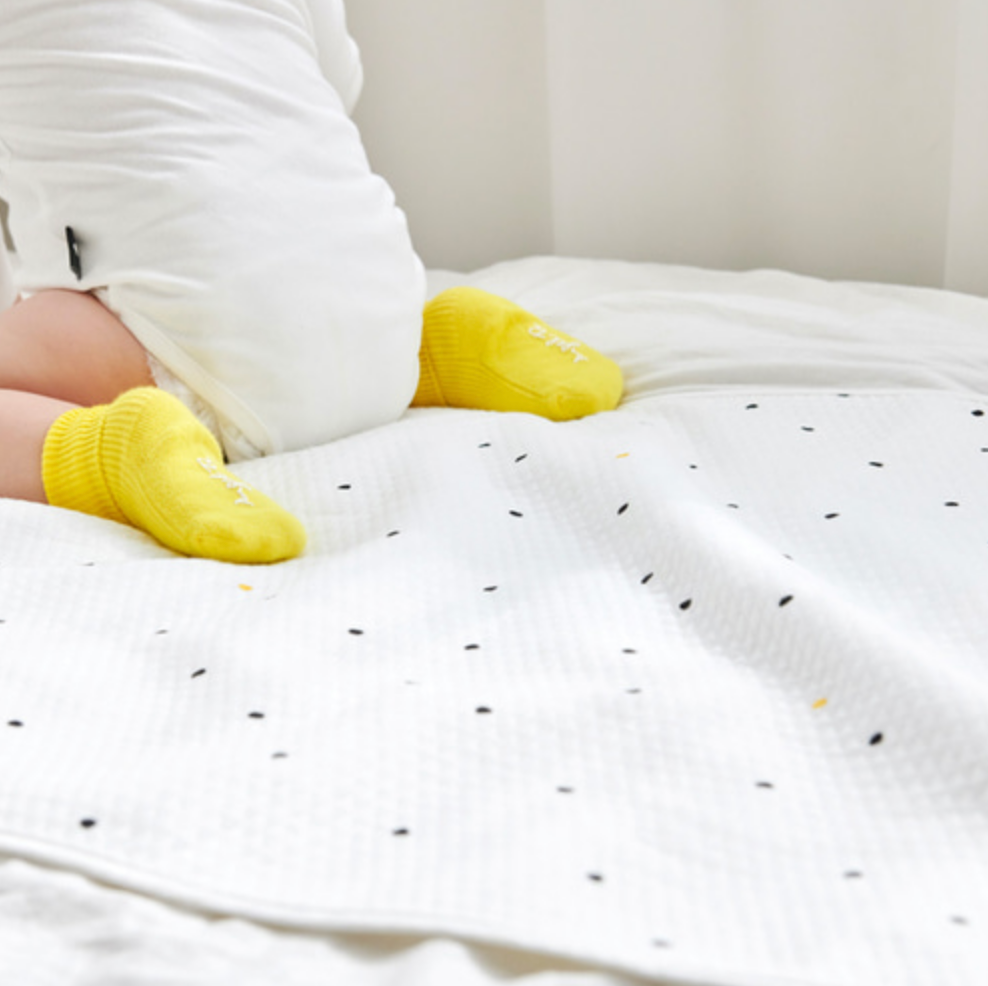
[413,289,517,409]
[411,336,447,408]
[412,291,470,408]
[42,403,128,524]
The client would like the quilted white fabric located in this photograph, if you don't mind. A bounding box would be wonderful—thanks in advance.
[1,257,988,985]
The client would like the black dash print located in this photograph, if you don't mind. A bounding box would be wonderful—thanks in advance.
[626,688,642,695]
[464,643,481,651]
[392,828,410,837]
[272,752,289,759]
[475,706,493,714]
[155,629,169,636]
[191,668,207,679]
[622,648,638,655]
[641,573,654,585]
[587,873,604,883]
[945,501,960,508]
[727,503,740,510]
[679,598,693,611]
[337,484,352,490]
[557,786,575,794]
[652,939,672,949]
[755,781,774,789]
[824,512,840,520]
[617,503,630,515]
[348,628,364,636]
[478,442,492,448]
[689,463,698,470]
[7,720,23,728]
[869,461,884,468]
[844,870,864,879]
[745,403,759,410]
[801,426,816,433]
[387,530,401,538]
[79,818,97,829]
[509,510,524,518]
[483,585,498,593]
[248,711,265,719]
[972,410,985,417]
[869,732,884,746]
[515,454,528,463]
[951,916,970,926]
[779,595,794,607]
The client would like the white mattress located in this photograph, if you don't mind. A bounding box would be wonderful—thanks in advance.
[1,255,987,985]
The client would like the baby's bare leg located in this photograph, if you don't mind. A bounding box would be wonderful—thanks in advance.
[0,290,154,405]
[0,289,154,502]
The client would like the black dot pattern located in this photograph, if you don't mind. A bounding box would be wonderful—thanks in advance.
[0,382,984,985]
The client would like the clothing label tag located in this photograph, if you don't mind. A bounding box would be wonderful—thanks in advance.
[65,226,82,280]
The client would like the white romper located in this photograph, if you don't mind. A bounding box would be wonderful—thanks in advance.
[0,0,425,460]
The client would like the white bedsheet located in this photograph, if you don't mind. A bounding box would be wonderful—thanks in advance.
[1,256,987,985]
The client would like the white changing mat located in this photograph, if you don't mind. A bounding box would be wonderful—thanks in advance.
[1,257,987,985]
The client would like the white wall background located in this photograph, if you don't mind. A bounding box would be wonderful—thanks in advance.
[348,0,988,296]
[346,0,553,272]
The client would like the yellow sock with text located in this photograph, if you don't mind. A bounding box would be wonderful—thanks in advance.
[413,287,623,419]
[42,388,306,563]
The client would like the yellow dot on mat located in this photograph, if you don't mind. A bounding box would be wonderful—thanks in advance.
[812,698,828,710]
[238,584,254,592]
[616,452,631,459]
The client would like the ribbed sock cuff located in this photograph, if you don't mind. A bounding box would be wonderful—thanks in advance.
[411,342,447,408]
[413,289,535,409]
[412,292,466,408]
[42,404,128,524]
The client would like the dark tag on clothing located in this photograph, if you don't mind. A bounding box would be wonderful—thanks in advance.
[65,226,82,280]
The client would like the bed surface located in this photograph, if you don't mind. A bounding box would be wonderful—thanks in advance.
[1,255,986,985]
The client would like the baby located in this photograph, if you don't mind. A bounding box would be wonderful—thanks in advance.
[0,0,622,563]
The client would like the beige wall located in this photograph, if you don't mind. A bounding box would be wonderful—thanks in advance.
[542,0,957,288]
[348,0,987,295]
[346,0,553,272]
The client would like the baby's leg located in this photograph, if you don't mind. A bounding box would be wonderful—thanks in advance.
[0,290,155,406]
[0,290,305,563]
[0,290,154,502]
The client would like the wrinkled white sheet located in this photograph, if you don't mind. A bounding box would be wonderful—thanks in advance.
[1,256,987,986]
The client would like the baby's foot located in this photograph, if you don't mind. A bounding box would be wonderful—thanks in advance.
[413,287,623,420]
[43,388,305,563]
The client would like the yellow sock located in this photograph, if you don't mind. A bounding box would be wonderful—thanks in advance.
[412,287,623,420]
[42,388,306,564]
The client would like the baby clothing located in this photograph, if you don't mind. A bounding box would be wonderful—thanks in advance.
[0,0,425,460]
